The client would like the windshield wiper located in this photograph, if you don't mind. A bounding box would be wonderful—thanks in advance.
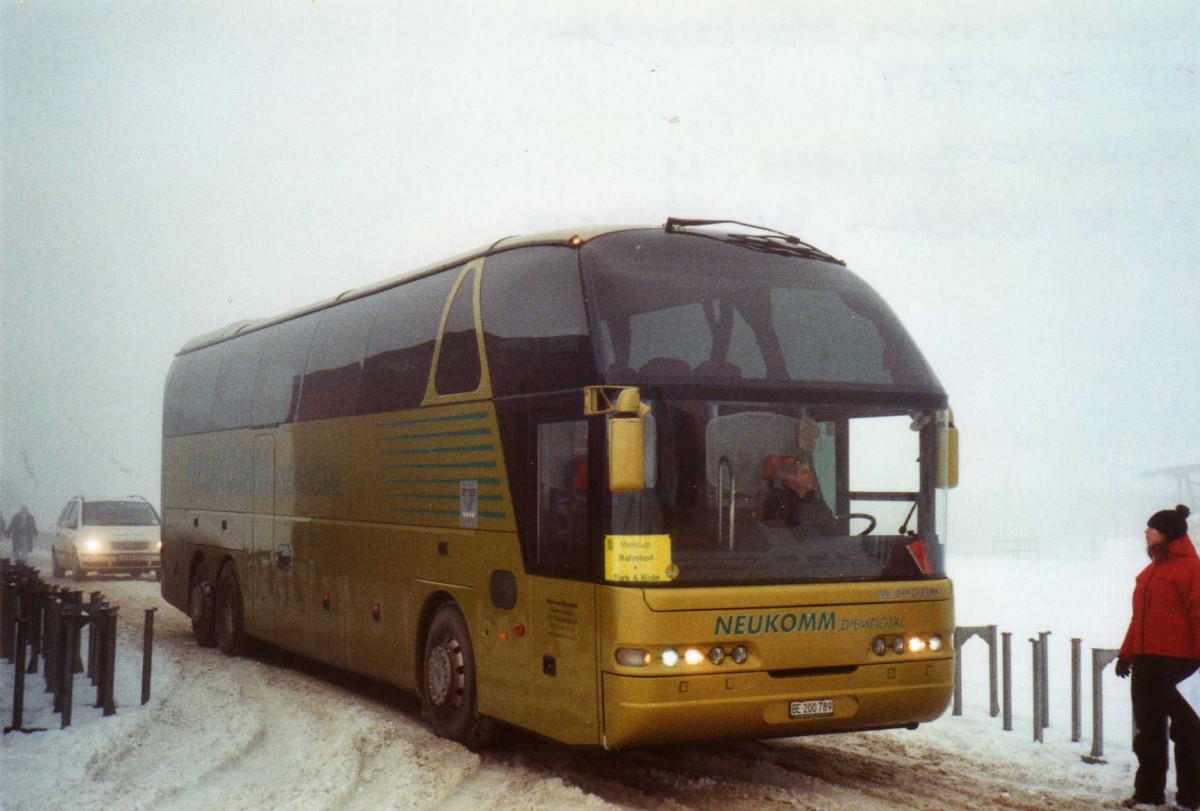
[664,217,846,266]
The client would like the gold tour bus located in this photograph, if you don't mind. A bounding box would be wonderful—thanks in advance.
[160,217,959,749]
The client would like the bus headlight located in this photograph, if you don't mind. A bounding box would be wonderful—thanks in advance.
[730,645,749,665]
[615,648,651,667]
[872,637,888,656]
[891,636,906,655]
[708,646,726,665]
[661,648,681,667]
[683,648,705,666]
[928,635,943,652]
[908,636,927,654]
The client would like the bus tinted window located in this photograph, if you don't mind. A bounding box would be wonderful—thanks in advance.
[299,295,378,421]
[211,330,266,430]
[163,346,223,436]
[481,247,595,398]
[434,267,482,395]
[583,231,940,391]
[360,270,458,413]
[252,315,319,426]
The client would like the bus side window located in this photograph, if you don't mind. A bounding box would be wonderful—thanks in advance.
[434,267,482,396]
[537,421,589,576]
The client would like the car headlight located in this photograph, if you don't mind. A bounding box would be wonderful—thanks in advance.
[83,537,103,554]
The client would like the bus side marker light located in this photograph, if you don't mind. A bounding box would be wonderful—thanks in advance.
[513,624,526,637]
[615,648,651,667]
[371,603,381,622]
[499,631,509,641]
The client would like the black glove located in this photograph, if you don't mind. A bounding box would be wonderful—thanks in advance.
[1115,658,1131,678]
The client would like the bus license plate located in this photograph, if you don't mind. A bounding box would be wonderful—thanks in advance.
[789,699,834,718]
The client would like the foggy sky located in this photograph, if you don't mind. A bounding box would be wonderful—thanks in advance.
[2,2,1197,550]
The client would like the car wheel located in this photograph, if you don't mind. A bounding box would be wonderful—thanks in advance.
[422,602,493,748]
[215,563,247,656]
[189,564,217,647]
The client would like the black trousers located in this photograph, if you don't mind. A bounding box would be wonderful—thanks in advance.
[1132,655,1200,806]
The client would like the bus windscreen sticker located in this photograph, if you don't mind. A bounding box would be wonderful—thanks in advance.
[460,480,479,528]
[604,535,675,582]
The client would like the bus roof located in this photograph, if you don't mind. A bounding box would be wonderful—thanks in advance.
[177,223,645,354]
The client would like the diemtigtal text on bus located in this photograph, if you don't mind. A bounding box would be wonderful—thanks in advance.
[160,217,960,748]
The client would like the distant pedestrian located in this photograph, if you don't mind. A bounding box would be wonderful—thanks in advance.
[7,505,38,564]
[1117,505,1199,810]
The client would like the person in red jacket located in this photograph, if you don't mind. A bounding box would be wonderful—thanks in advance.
[1117,504,1198,810]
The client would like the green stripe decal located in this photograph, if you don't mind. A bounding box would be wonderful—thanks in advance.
[380,428,492,441]
[382,461,497,470]
[378,412,489,427]
[380,443,494,456]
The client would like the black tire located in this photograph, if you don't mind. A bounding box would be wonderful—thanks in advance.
[72,552,87,582]
[51,549,64,578]
[422,603,493,748]
[215,563,247,656]
[189,564,217,647]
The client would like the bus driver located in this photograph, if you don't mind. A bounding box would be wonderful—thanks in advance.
[758,454,835,532]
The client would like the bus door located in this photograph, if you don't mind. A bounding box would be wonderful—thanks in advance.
[250,435,276,638]
[528,419,601,745]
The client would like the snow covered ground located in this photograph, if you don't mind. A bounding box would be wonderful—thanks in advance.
[0,535,1157,810]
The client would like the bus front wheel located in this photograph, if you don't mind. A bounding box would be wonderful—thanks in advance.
[190,564,217,647]
[215,563,247,656]
[422,603,493,748]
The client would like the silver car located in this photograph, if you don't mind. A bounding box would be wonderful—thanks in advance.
[51,495,162,581]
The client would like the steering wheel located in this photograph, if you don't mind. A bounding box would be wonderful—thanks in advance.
[848,512,877,536]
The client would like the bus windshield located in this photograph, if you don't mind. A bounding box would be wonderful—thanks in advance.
[583,230,942,394]
[600,398,947,587]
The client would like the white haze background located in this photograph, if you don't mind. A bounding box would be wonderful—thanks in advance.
[2,2,1198,546]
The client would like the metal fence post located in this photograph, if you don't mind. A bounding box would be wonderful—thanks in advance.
[1038,630,1051,729]
[10,616,28,731]
[1080,638,1089,743]
[1002,631,1013,731]
[141,608,156,705]
[1083,648,1122,763]
[1031,637,1044,742]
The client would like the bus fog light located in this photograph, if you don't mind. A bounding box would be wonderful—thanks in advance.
[872,637,887,656]
[708,646,726,665]
[684,648,704,666]
[615,648,650,667]
[908,636,927,653]
[661,648,680,667]
[928,635,943,652]
[891,636,905,655]
[730,645,748,665]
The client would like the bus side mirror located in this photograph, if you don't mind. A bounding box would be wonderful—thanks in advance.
[937,409,959,489]
[584,386,651,494]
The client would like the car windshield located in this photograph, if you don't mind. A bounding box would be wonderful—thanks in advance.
[82,501,160,526]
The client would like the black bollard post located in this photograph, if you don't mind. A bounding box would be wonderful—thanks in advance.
[0,564,13,662]
[26,582,44,675]
[11,616,28,731]
[87,592,102,683]
[98,606,119,716]
[142,608,156,705]
[60,609,80,729]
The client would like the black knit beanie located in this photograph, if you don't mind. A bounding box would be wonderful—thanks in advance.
[1147,504,1192,541]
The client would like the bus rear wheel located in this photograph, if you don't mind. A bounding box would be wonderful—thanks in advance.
[422,603,493,748]
[215,563,247,656]
[190,564,217,647]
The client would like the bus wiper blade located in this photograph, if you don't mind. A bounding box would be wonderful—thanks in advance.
[663,217,845,266]
[724,233,846,266]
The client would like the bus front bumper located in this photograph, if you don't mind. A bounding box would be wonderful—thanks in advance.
[601,657,953,749]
